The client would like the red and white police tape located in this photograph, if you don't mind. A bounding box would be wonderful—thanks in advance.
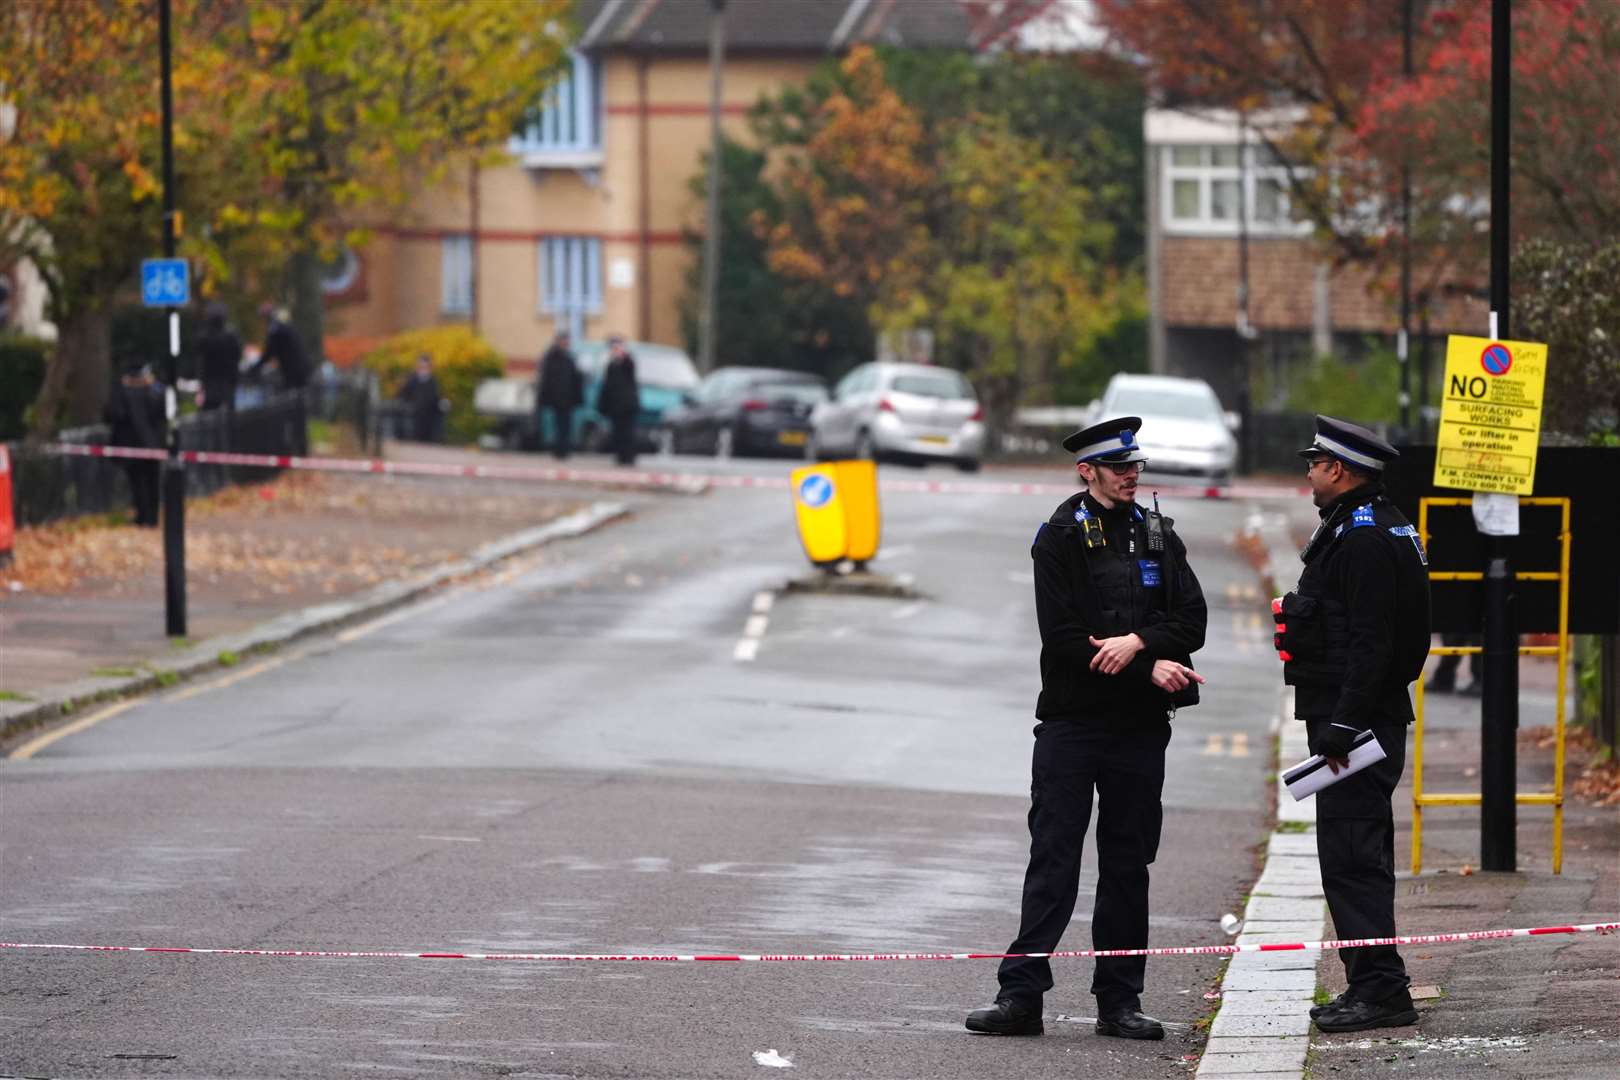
[40,442,1308,501]
[2,922,1613,964]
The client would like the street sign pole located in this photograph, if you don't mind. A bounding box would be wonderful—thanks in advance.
[159,0,187,638]
[1482,0,1515,872]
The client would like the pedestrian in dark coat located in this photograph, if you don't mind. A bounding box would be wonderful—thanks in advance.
[536,331,583,459]
[102,360,167,527]
[966,416,1208,1043]
[197,302,243,414]
[596,336,640,466]
[1280,415,1430,1035]
[251,303,310,390]
[395,354,445,443]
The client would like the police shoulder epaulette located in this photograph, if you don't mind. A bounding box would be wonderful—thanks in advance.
[1335,503,1377,537]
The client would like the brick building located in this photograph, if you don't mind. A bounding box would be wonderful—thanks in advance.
[1144,107,1484,411]
[327,0,1040,372]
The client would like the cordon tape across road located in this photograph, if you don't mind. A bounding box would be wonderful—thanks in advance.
[41,442,1307,501]
[2,923,1613,964]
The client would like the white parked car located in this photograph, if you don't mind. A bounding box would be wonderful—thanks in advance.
[809,362,985,471]
[1096,374,1238,481]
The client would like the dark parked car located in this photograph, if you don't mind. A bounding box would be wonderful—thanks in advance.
[658,366,828,458]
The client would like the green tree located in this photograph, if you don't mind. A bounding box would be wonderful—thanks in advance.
[0,0,570,436]
[677,137,870,379]
[0,0,243,433]
[1512,240,1620,441]
[904,113,1129,435]
[242,0,572,362]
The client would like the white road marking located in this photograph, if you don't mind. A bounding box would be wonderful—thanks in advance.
[743,615,769,638]
[416,835,482,843]
[752,591,775,614]
[733,638,761,662]
[890,602,923,620]
[874,544,914,561]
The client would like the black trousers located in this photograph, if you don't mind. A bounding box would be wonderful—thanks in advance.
[125,460,161,527]
[997,717,1170,1012]
[1306,717,1410,1003]
[609,413,637,465]
[546,406,574,459]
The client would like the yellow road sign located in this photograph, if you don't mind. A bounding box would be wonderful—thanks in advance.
[1433,335,1548,495]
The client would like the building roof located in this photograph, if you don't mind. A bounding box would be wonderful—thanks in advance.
[578,0,1041,54]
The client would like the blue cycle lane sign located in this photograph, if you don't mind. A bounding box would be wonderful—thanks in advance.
[141,258,190,307]
[797,473,834,508]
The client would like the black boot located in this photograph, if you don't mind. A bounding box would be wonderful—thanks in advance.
[1313,991,1418,1033]
[964,998,1043,1036]
[1096,1009,1165,1040]
[1310,990,1352,1019]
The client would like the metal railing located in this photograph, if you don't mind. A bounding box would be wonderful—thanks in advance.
[4,373,377,529]
[1411,496,1572,874]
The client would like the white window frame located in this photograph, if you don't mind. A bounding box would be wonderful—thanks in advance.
[510,51,603,167]
[1162,144,1314,237]
[537,236,604,339]
[440,235,472,315]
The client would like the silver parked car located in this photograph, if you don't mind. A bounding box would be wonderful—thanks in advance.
[1096,373,1238,481]
[809,362,985,471]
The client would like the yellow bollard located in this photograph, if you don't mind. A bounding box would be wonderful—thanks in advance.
[834,460,881,566]
[789,460,881,568]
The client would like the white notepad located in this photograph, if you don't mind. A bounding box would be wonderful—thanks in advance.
[1283,729,1387,801]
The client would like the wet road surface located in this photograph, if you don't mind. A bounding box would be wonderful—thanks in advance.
[1,456,1315,1078]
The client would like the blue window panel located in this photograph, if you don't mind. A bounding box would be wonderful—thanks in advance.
[441,235,472,315]
[537,237,603,332]
[515,52,600,154]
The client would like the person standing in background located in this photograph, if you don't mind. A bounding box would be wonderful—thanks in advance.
[102,358,167,527]
[536,331,583,459]
[197,302,243,415]
[596,335,640,467]
[251,303,310,391]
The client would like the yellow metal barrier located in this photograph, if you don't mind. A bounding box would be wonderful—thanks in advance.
[1412,496,1571,874]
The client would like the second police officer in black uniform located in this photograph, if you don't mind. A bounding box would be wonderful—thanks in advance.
[1276,415,1431,1033]
[967,417,1208,1042]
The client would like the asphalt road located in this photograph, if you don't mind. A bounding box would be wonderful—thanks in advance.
[1,455,1316,1078]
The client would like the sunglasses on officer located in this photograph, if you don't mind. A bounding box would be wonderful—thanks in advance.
[1303,452,1337,473]
[1091,459,1146,476]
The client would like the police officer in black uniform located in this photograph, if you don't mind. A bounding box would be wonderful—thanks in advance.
[966,417,1208,1041]
[1276,415,1431,1033]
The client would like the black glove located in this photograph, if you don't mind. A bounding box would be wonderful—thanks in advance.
[1318,722,1361,760]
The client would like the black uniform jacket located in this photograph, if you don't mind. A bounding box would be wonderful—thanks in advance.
[596,355,639,419]
[537,345,583,409]
[1283,483,1431,728]
[1032,491,1207,721]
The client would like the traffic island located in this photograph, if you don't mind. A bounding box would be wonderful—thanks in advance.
[780,566,925,600]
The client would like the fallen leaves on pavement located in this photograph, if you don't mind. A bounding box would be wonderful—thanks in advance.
[0,472,578,601]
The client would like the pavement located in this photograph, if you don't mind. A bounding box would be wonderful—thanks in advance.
[1233,516,1620,1080]
[1,442,1615,1078]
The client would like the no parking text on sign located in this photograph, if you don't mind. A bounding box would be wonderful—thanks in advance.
[1433,335,1548,496]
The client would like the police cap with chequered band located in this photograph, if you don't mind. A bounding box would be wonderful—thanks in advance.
[1062,415,1149,464]
[1298,414,1399,471]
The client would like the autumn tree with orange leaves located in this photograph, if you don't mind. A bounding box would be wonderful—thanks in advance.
[758,46,1132,435]
[1,0,569,436]
[1094,0,1620,279]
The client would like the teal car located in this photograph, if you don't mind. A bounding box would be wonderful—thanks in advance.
[479,340,701,452]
